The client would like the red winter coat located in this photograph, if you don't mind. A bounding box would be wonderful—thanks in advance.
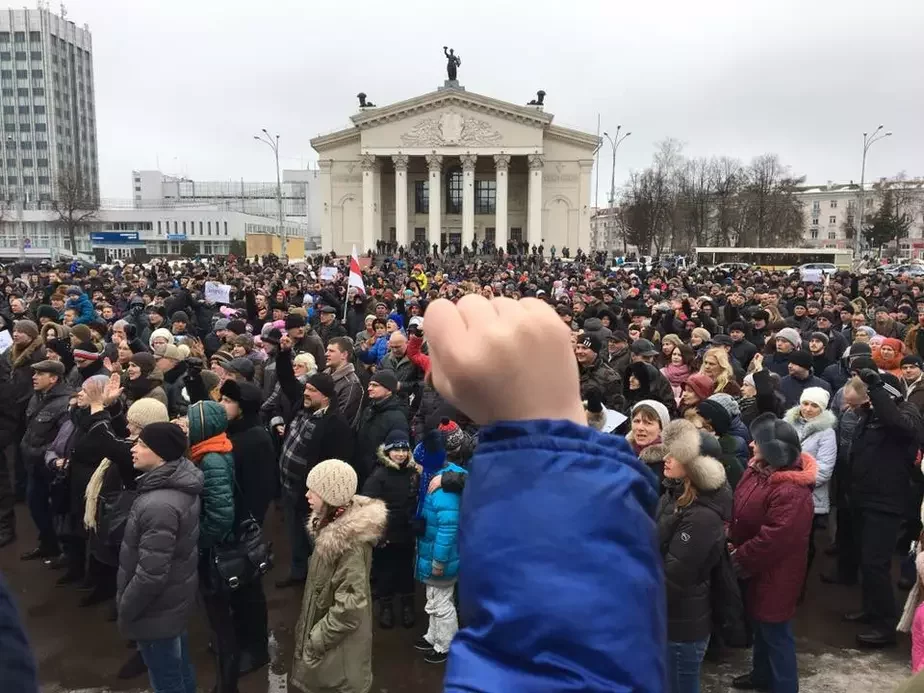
[728,453,816,623]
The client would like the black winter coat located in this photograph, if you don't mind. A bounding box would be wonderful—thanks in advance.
[850,386,924,516]
[355,396,409,482]
[361,446,419,545]
[5,336,46,435]
[21,381,73,466]
[227,413,276,527]
[657,480,731,642]
[579,357,625,412]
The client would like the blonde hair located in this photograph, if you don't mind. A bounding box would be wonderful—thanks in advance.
[677,477,698,509]
[293,352,318,376]
[844,375,869,398]
[700,347,734,392]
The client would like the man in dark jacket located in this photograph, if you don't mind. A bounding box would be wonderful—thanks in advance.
[154,344,188,418]
[324,337,364,428]
[275,368,353,588]
[603,331,631,374]
[355,370,409,484]
[316,306,347,346]
[285,313,326,371]
[120,423,203,691]
[779,350,831,409]
[814,311,848,364]
[843,370,924,647]
[218,380,274,675]
[378,332,423,402]
[6,320,45,505]
[575,333,624,411]
[20,360,72,561]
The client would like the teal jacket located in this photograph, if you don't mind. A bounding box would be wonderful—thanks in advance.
[187,400,235,548]
[416,462,467,582]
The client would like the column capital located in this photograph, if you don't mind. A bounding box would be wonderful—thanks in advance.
[317,159,333,172]
[360,153,377,172]
[527,153,545,170]
[392,154,409,171]
[493,153,511,172]
[460,153,478,172]
[425,153,443,171]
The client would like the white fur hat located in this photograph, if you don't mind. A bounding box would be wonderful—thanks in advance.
[661,419,727,492]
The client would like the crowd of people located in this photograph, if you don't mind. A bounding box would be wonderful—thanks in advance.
[1,248,924,692]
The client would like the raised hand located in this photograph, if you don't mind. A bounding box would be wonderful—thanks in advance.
[424,295,584,426]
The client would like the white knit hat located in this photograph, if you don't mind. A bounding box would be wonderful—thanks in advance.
[307,459,357,508]
[631,399,670,431]
[775,327,802,349]
[800,386,830,410]
[127,398,170,429]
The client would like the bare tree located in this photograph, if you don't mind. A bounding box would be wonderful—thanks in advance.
[735,154,804,247]
[50,167,98,258]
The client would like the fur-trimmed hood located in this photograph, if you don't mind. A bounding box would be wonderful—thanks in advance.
[783,407,836,441]
[308,495,387,563]
[376,444,422,473]
[625,430,665,465]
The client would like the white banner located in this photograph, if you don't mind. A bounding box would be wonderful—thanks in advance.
[800,269,824,283]
[319,267,339,282]
[204,281,232,304]
[0,330,11,353]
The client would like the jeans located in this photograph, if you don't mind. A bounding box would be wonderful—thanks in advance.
[752,620,798,693]
[283,494,310,580]
[137,632,196,693]
[25,458,58,554]
[423,583,458,654]
[667,638,709,693]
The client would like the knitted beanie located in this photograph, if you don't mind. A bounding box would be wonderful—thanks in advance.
[775,327,802,349]
[307,459,357,508]
[127,398,170,429]
[630,399,670,431]
[130,352,156,377]
[70,324,92,344]
[200,369,221,394]
[438,417,465,452]
[13,319,39,340]
[138,422,188,462]
[800,386,830,410]
[708,392,740,419]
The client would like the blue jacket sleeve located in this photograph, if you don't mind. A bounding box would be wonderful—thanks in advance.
[0,572,37,693]
[68,293,96,325]
[444,420,665,693]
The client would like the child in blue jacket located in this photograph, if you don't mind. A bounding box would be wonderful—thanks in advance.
[423,294,665,693]
[64,287,97,325]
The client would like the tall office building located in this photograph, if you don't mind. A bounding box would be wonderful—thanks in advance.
[0,5,98,207]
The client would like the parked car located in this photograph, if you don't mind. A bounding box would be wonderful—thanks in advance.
[715,262,751,272]
[788,262,838,276]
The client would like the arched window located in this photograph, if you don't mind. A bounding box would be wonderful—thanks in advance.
[446,166,462,214]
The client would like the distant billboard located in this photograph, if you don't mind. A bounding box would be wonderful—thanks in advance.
[91,231,141,244]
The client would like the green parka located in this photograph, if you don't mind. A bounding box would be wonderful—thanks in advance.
[290,495,387,693]
[187,400,235,548]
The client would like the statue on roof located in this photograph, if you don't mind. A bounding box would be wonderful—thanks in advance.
[443,46,461,82]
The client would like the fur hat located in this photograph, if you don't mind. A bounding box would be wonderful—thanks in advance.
[661,419,727,491]
[306,459,357,508]
[219,380,262,417]
[787,349,813,371]
[126,398,169,429]
[750,413,801,469]
[800,386,830,410]
[775,327,802,349]
[696,399,732,436]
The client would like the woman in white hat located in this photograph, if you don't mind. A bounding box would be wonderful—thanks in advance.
[291,459,387,693]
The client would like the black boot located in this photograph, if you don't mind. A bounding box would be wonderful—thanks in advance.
[400,594,416,629]
[378,598,395,629]
[213,648,241,693]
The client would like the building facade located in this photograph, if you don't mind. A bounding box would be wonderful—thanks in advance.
[0,205,311,261]
[130,168,322,246]
[310,83,598,256]
[0,6,98,205]
[796,179,924,257]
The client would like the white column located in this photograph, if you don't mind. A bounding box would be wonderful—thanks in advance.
[527,153,544,251]
[426,154,443,251]
[318,159,333,252]
[392,154,409,250]
[493,154,510,252]
[460,153,477,251]
[360,154,376,255]
[578,159,594,253]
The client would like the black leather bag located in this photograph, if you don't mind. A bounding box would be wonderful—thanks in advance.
[97,489,137,550]
[210,479,273,593]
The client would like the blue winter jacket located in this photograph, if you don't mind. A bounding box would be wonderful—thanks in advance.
[444,420,665,693]
[66,292,96,325]
[358,335,389,365]
[416,462,466,582]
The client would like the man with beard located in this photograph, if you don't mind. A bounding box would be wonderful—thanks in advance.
[274,362,353,589]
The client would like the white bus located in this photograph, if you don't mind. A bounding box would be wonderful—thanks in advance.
[693,247,854,271]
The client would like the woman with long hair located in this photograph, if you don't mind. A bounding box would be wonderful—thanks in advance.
[699,347,741,396]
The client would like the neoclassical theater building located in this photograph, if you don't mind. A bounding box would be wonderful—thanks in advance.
[311,70,599,256]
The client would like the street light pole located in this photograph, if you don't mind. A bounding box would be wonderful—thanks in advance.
[855,125,892,262]
[254,129,286,259]
[602,126,631,255]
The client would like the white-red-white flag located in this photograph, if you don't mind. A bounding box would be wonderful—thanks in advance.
[348,245,366,295]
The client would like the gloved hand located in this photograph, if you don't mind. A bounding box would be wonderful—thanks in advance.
[859,368,883,389]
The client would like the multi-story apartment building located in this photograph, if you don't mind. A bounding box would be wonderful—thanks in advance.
[0,6,98,206]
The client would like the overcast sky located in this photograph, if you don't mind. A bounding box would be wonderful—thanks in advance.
[62,0,924,200]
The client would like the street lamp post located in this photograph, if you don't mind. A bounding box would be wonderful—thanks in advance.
[254,129,286,259]
[602,126,631,255]
[855,125,892,262]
